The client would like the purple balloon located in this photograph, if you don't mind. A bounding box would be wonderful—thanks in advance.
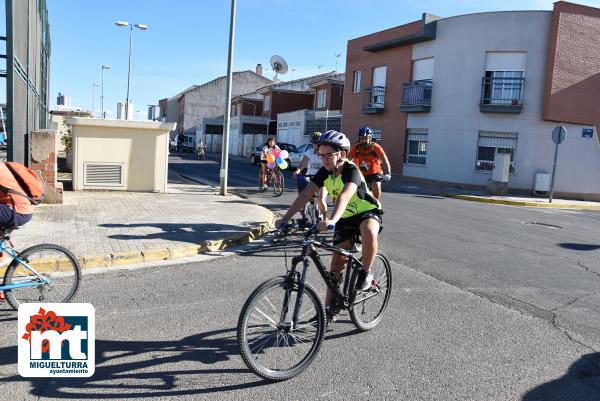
[267,162,276,169]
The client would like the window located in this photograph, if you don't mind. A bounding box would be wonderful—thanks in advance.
[482,71,524,105]
[317,89,326,108]
[353,70,361,93]
[264,95,271,112]
[406,129,428,165]
[370,129,382,142]
[476,131,518,173]
[236,103,241,116]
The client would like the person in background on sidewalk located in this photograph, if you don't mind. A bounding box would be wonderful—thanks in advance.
[293,132,327,221]
[276,130,383,322]
[197,140,206,160]
[348,126,391,199]
[259,137,281,191]
[177,132,185,155]
[0,163,33,302]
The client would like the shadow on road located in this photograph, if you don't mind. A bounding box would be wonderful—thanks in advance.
[0,327,269,398]
[559,243,600,251]
[522,352,600,401]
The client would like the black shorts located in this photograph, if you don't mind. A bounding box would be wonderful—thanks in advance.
[333,209,383,245]
[260,160,268,164]
[365,174,384,184]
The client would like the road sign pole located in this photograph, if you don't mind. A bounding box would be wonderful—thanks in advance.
[548,142,559,203]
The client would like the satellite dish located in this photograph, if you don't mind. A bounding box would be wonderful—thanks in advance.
[270,55,288,81]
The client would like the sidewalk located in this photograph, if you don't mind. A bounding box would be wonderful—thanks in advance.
[385,178,600,210]
[7,181,274,270]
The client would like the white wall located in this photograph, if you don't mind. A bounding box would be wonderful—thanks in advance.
[277,109,310,147]
[404,11,600,195]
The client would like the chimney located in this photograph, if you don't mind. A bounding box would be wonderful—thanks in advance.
[256,64,263,76]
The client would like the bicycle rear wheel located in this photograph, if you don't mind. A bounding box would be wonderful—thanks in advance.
[272,171,284,197]
[349,253,392,331]
[237,277,326,381]
[3,244,81,310]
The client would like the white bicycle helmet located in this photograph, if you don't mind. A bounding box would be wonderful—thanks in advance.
[318,130,351,152]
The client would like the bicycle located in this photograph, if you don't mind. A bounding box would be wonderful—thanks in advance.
[237,223,392,381]
[266,166,285,197]
[298,176,322,228]
[0,227,81,310]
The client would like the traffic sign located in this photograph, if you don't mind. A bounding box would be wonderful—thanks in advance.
[552,126,567,144]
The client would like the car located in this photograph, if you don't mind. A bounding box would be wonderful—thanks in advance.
[250,142,297,167]
[288,143,311,168]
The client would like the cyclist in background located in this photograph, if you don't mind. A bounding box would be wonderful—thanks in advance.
[276,130,383,321]
[348,126,391,199]
[293,132,327,221]
[259,137,281,191]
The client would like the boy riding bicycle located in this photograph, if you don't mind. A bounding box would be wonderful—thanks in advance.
[275,130,383,321]
[293,131,327,224]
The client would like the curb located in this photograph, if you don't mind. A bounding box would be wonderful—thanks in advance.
[446,194,600,210]
[71,212,275,270]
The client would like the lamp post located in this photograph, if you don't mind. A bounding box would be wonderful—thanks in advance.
[220,0,237,196]
[101,65,111,118]
[115,20,148,120]
[92,83,99,117]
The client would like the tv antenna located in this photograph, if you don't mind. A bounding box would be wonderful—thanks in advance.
[270,55,288,83]
[335,53,342,73]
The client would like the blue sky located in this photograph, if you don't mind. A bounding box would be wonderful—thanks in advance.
[29,0,600,118]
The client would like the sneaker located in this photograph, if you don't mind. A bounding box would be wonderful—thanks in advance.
[261,185,268,191]
[356,270,374,292]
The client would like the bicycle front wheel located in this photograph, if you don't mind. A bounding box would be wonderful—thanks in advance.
[3,244,81,310]
[237,277,326,381]
[349,253,392,331]
[272,171,284,197]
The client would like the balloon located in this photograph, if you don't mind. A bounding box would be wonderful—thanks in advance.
[272,149,281,157]
[280,150,289,159]
[266,154,275,163]
[275,156,283,164]
[267,161,276,169]
[278,160,288,170]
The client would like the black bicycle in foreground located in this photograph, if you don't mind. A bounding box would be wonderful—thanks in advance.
[237,223,392,381]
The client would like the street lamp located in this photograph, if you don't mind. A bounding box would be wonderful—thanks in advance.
[101,65,111,118]
[115,20,149,120]
[92,83,99,117]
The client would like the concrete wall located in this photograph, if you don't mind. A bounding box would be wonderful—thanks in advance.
[69,118,176,193]
[403,11,600,196]
[181,71,271,132]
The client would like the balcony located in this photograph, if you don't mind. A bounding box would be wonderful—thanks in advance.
[400,79,432,112]
[362,86,385,114]
[480,77,524,113]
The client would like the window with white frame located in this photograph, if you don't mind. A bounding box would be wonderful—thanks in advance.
[236,103,241,116]
[370,129,382,142]
[353,70,361,93]
[317,89,326,108]
[264,95,271,112]
[406,129,428,165]
[476,131,518,173]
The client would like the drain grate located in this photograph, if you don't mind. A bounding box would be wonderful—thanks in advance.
[522,221,562,229]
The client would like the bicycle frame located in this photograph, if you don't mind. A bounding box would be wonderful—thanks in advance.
[282,229,378,328]
[0,239,50,291]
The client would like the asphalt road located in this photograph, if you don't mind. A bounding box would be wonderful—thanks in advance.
[169,153,600,351]
[1,153,599,400]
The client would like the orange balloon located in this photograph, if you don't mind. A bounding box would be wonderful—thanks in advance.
[266,154,276,163]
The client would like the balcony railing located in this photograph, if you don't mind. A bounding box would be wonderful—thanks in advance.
[400,79,432,112]
[480,77,524,113]
[362,86,385,114]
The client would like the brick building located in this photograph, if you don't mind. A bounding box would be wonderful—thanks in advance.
[342,1,600,199]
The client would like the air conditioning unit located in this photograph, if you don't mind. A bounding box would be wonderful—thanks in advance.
[533,173,551,196]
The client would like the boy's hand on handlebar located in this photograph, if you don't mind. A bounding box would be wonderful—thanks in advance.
[317,220,335,232]
[274,218,287,230]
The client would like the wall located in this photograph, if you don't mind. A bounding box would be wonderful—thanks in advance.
[542,1,600,137]
[69,118,176,193]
